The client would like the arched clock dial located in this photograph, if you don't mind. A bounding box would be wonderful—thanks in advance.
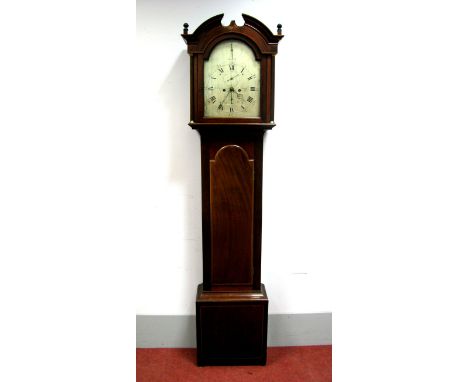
[204,39,261,118]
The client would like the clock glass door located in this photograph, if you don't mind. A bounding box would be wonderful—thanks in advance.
[204,39,261,118]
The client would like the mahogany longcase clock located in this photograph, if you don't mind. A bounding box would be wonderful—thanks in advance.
[181,14,283,366]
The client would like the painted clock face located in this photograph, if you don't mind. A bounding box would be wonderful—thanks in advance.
[204,39,261,118]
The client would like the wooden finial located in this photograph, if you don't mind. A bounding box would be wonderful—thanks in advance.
[277,23,282,35]
[183,23,189,34]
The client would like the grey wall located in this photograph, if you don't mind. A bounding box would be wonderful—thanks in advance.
[136,313,332,348]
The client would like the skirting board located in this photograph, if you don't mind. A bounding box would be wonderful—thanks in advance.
[136,313,332,348]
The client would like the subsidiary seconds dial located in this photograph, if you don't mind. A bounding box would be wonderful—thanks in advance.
[204,39,261,118]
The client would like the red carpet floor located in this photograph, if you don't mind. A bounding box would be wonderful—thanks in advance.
[137,346,332,382]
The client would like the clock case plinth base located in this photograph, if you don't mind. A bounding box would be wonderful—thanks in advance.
[196,283,268,366]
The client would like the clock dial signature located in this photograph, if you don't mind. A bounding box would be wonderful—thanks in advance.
[204,40,260,118]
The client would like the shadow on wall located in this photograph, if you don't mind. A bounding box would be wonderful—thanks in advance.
[159,50,203,309]
[160,51,194,182]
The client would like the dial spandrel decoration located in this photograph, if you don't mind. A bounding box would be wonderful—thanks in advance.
[204,39,261,118]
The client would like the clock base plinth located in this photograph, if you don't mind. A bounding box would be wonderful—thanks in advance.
[196,283,269,366]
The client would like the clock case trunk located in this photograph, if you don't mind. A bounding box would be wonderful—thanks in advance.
[182,14,282,366]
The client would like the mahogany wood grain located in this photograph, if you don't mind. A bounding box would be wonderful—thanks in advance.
[199,129,264,290]
[210,145,254,287]
[196,283,268,366]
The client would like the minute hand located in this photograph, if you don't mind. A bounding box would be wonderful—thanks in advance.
[227,73,241,81]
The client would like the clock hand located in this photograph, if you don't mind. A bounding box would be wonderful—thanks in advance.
[227,73,241,81]
[219,88,232,106]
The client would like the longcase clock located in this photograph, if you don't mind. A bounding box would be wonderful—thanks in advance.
[181,14,283,366]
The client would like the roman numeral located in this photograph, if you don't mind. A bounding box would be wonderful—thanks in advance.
[217,66,224,73]
[218,104,223,110]
[250,87,256,91]
[247,75,256,80]
[207,86,214,90]
[229,64,235,71]
[229,106,234,112]
[247,96,254,103]
[209,96,216,103]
